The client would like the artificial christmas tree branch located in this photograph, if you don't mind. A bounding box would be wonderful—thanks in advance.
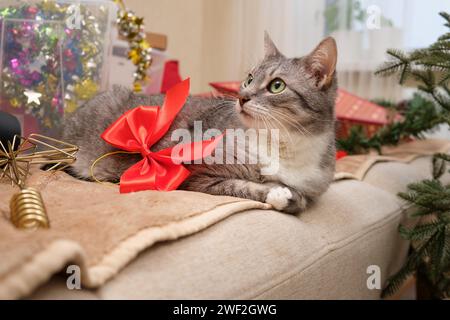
[346,11,450,299]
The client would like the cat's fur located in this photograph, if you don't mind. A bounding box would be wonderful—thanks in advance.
[62,33,337,214]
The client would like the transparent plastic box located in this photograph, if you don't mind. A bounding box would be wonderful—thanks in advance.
[0,0,114,137]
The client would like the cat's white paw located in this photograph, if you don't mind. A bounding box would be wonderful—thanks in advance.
[265,187,292,210]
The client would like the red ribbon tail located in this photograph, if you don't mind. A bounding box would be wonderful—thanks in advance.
[120,158,156,193]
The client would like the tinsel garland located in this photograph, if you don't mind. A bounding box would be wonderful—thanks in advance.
[0,0,110,129]
[114,0,152,92]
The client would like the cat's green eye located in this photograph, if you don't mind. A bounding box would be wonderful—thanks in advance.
[243,74,253,88]
[268,78,286,94]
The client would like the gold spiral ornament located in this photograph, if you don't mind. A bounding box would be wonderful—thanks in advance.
[1,134,78,230]
[10,187,49,230]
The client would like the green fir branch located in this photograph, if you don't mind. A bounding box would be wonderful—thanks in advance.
[355,12,450,299]
[382,231,437,298]
[399,222,441,241]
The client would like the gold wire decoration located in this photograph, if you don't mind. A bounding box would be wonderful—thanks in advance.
[89,150,138,185]
[0,134,79,230]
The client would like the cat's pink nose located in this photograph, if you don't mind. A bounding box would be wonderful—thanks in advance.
[239,97,250,107]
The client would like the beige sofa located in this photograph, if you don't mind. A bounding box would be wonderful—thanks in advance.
[27,156,436,299]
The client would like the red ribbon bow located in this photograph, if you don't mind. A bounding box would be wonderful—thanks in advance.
[101,78,222,193]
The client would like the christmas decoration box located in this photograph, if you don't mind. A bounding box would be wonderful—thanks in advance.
[209,81,401,138]
[0,0,114,137]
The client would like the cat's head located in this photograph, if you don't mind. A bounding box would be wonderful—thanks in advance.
[236,32,337,135]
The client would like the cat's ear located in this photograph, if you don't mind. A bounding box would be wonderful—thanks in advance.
[305,37,337,90]
[264,31,282,58]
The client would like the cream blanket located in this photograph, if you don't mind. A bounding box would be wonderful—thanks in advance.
[0,139,449,299]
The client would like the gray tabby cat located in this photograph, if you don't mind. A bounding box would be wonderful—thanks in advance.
[62,33,337,214]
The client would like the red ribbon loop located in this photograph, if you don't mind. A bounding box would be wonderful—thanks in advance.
[101,78,222,193]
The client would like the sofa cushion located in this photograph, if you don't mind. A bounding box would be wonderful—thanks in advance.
[30,177,406,299]
[363,156,431,195]
[31,153,448,300]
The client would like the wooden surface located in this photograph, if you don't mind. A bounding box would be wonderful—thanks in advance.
[146,32,167,51]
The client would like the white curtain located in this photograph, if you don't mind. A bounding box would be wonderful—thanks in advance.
[200,0,326,90]
[328,0,406,102]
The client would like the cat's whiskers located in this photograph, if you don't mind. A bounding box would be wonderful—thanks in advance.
[241,105,269,120]
[274,111,312,137]
[259,114,288,158]
[239,105,294,152]
[268,109,313,138]
[242,111,271,161]
[263,113,295,145]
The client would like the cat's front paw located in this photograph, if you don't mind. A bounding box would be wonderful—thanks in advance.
[265,186,292,211]
[265,186,307,214]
